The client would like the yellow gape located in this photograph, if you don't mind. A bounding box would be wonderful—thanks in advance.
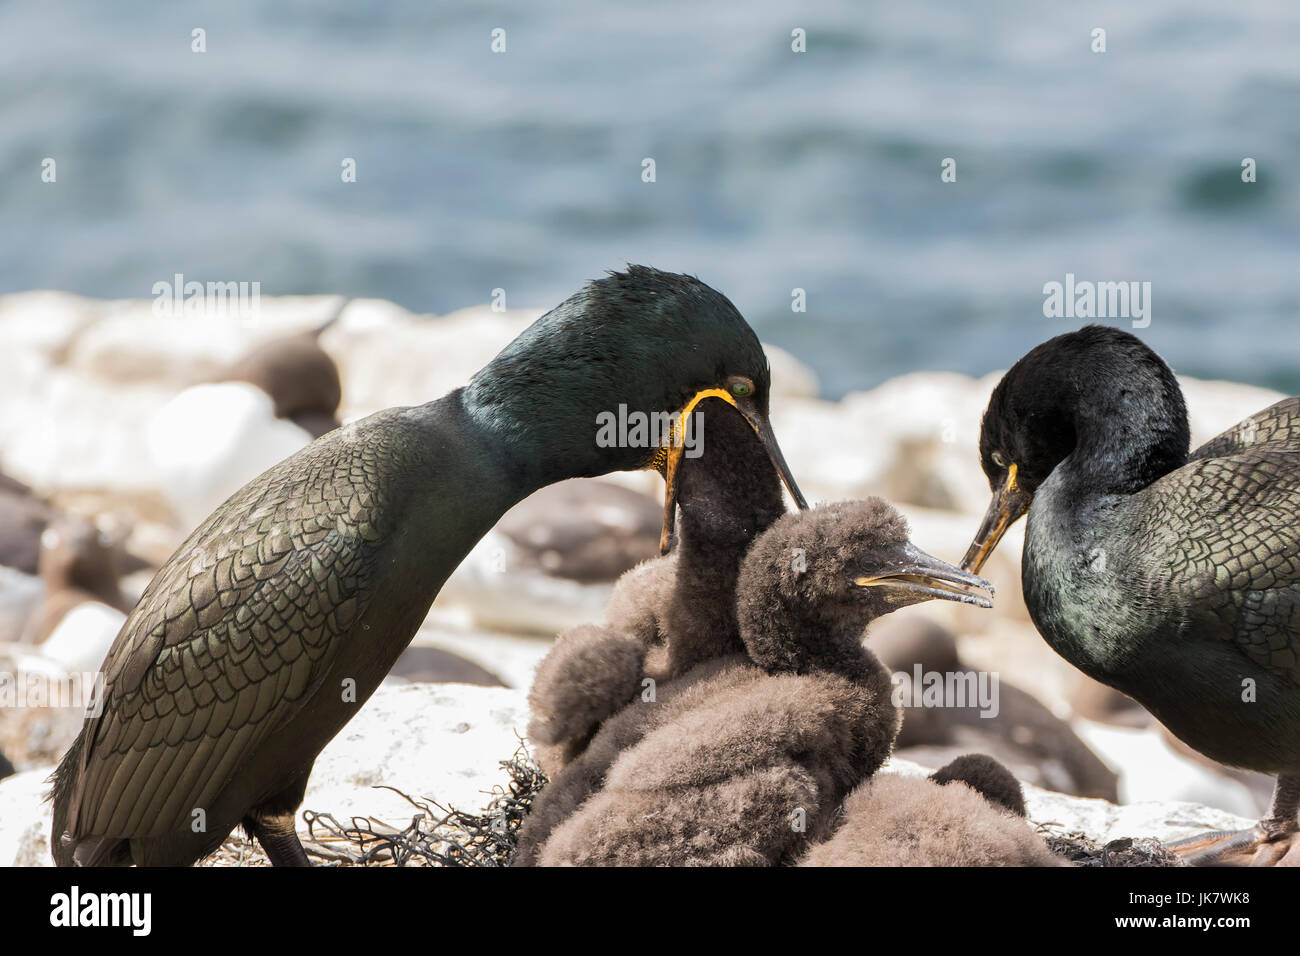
[655,388,741,553]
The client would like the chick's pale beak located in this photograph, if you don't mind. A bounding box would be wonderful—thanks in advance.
[855,542,995,609]
[960,463,1032,574]
[655,388,809,554]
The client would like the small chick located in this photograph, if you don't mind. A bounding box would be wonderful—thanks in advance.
[525,398,786,765]
[530,499,993,866]
[799,754,1062,866]
[526,623,647,772]
[930,752,1027,816]
[517,399,785,857]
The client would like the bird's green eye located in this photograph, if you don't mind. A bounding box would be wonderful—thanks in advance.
[991,451,1008,469]
[730,379,753,399]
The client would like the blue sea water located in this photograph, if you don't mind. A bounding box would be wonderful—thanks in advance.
[2,0,1298,398]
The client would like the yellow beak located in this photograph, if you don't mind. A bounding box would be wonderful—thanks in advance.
[655,388,808,554]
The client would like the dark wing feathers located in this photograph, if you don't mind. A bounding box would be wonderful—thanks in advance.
[65,420,401,844]
[1136,448,1300,685]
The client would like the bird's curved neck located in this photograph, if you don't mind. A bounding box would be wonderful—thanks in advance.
[1020,511,1136,682]
[1052,372,1189,499]
[661,517,749,675]
[451,388,606,497]
[403,390,551,521]
[744,599,878,683]
[462,346,653,492]
[1021,366,1189,667]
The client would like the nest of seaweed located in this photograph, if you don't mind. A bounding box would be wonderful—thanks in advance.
[203,740,547,867]
[200,742,1184,868]
[1036,821,1182,867]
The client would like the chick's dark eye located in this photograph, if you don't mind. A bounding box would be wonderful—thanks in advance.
[730,378,753,398]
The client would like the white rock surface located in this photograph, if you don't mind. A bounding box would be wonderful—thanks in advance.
[62,294,350,387]
[301,683,531,824]
[0,367,174,495]
[1074,719,1261,818]
[1024,778,1255,845]
[37,602,125,676]
[0,684,1260,866]
[0,567,43,645]
[0,682,532,866]
[0,770,54,867]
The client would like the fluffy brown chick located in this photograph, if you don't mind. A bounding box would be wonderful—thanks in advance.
[530,499,994,866]
[799,754,1062,867]
[930,752,1027,816]
[517,399,786,859]
[526,624,647,772]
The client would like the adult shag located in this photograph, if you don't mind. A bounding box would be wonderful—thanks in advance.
[49,266,806,867]
[962,325,1300,865]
